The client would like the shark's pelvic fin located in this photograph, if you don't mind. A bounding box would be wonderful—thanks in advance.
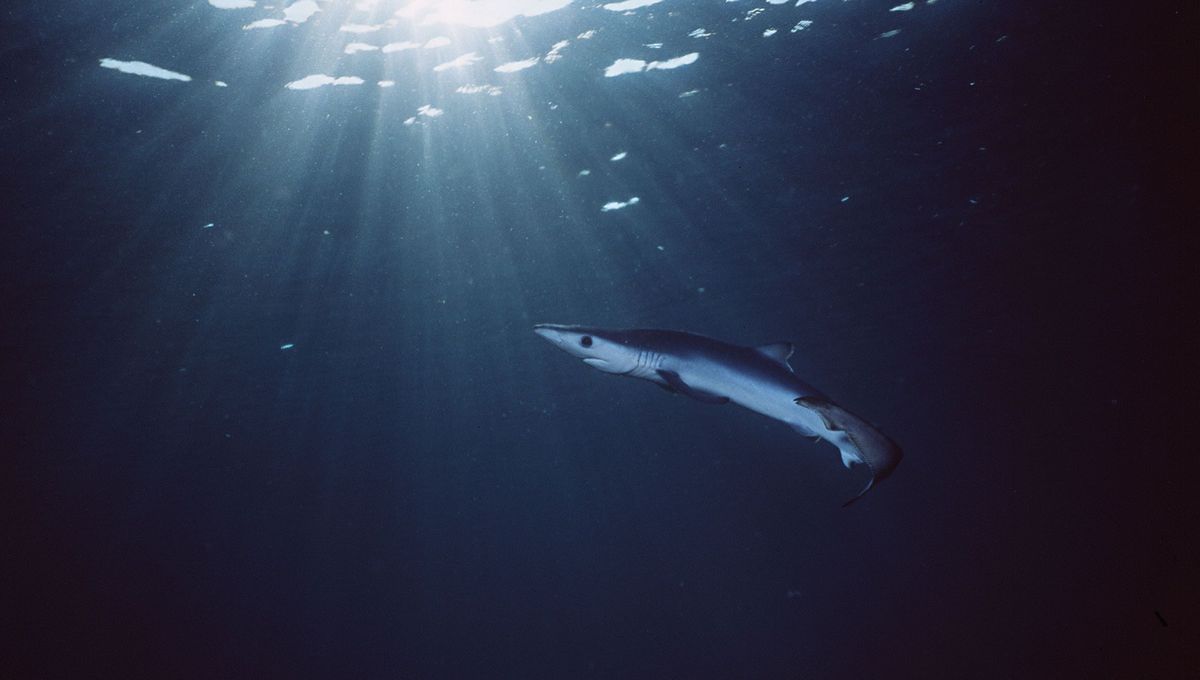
[755,343,795,370]
[794,396,903,506]
[657,370,730,404]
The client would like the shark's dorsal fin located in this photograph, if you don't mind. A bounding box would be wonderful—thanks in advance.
[755,342,794,370]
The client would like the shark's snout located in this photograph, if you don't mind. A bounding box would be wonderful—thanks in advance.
[533,324,566,345]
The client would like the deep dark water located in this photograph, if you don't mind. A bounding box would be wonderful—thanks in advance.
[3,1,1195,678]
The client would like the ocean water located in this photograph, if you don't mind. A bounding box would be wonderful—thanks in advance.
[3,1,1191,678]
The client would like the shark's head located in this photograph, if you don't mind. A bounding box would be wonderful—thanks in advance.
[533,324,639,374]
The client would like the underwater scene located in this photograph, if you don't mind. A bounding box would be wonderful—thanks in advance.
[3,0,1191,677]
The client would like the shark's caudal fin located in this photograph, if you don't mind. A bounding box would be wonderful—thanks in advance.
[793,396,903,506]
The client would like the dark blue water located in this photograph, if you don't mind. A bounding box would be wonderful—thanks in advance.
[4,1,1192,677]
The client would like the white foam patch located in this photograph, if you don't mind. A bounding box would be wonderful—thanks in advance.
[340,23,386,33]
[610,151,627,161]
[689,28,713,38]
[495,57,539,73]
[763,28,777,37]
[402,0,574,29]
[433,52,483,72]
[604,52,698,77]
[544,40,569,63]
[879,29,901,38]
[379,80,396,87]
[649,52,700,70]
[282,0,320,23]
[418,104,443,117]
[603,0,661,11]
[285,74,365,90]
[890,2,915,11]
[99,58,192,82]
[243,18,286,29]
[601,196,639,211]
[456,84,503,95]
[208,0,255,8]
[424,36,451,48]
[344,42,379,54]
[791,20,813,32]
[604,58,645,77]
[215,80,229,87]
[382,41,421,52]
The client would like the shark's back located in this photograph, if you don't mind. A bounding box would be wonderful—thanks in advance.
[617,329,817,392]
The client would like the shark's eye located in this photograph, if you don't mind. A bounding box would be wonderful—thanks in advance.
[580,336,593,348]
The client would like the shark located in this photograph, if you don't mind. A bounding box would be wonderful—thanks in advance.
[533,324,902,505]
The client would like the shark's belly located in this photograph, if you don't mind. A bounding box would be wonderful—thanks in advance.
[677,359,819,429]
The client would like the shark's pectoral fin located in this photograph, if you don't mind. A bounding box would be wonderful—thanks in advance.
[793,396,903,506]
[657,370,730,404]
[655,382,678,394]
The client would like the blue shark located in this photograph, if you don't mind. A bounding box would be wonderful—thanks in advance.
[533,324,902,505]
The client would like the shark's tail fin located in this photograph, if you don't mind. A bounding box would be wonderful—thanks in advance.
[793,396,903,506]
